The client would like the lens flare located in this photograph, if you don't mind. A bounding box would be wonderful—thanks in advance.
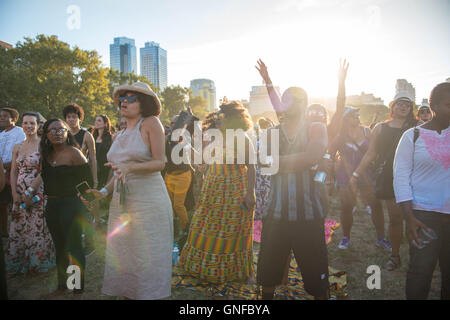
[106,218,130,240]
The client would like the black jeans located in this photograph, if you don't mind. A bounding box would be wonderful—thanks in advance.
[257,218,329,297]
[45,196,85,291]
[406,210,450,300]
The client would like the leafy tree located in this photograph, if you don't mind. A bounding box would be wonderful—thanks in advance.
[187,91,209,121]
[0,34,112,124]
[159,85,189,123]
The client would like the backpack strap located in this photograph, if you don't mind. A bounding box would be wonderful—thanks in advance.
[413,127,420,144]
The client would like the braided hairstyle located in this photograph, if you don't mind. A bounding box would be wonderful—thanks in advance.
[39,119,79,164]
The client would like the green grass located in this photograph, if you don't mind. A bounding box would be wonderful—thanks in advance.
[4,193,443,300]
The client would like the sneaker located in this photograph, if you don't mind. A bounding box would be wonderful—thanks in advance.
[365,205,372,215]
[376,238,392,252]
[338,237,350,249]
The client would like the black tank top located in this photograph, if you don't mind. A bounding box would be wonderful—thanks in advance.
[73,129,86,148]
[375,122,417,167]
[41,161,93,197]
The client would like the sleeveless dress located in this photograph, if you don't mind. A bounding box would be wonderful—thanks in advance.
[6,151,55,274]
[255,135,272,221]
[95,139,111,188]
[102,118,173,300]
[375,122,417,200]
[179,150,254,284]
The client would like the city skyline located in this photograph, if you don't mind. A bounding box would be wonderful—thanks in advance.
[1,0,449,108]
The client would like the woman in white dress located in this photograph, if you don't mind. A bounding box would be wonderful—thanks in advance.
[88,82,173,300]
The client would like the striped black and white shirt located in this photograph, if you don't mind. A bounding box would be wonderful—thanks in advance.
[263,124,325,221]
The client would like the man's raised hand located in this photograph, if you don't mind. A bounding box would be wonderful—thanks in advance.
[338,58,349,83]
[256,59,271,85]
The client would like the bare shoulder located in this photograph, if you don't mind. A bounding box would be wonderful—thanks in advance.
[12,142,23,154]
[142,116,164,133]
[84,130,95,142]
[371,122,384,136]
[69,146,88,165]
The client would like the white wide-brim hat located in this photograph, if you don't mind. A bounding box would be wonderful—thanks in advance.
[389,92,413,107]
[113,81,161,110]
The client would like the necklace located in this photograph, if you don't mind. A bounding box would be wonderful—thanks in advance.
[281,124,298,145]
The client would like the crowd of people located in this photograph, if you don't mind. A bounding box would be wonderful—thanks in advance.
[0,60,449,300]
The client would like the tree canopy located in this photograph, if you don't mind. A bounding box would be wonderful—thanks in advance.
[0,35,113,124]
[159,85,210,125]
[0,34,210,127]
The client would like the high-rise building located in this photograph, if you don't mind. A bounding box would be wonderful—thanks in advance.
[140,42,167,90]
[248,85,281,116]
[396,79,416,103]
[110,37,137,75]
[190,79,216,112]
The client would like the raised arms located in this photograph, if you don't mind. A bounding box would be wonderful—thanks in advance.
[256,59,283,120]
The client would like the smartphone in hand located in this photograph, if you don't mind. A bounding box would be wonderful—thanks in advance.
[76,181,95,203]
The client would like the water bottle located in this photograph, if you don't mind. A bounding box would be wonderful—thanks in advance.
[413,227,438,249]
[172,243,180,266]
[314,154,331,183]
[20,195,41,209]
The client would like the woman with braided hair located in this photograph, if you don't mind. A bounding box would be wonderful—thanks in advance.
[179,101,256,297]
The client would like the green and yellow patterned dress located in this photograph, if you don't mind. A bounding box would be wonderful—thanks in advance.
[179,162,254,284]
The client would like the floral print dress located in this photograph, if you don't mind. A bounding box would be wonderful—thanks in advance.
[6,151,55,274]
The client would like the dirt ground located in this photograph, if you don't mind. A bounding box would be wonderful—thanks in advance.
[3,192,442,300]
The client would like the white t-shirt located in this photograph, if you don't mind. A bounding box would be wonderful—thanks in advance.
[393,126,450,214]
[0,126,26,163]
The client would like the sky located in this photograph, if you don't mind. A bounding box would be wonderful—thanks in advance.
[1,0,449,110]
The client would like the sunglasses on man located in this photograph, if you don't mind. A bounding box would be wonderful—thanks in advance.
[308,110,325,117]
[419,109,431,114]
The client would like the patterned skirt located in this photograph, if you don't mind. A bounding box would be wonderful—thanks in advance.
[179,164,254,284]
[254,168,272,221]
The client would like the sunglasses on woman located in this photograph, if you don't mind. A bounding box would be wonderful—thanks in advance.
[119,96,138,103]
[395,100,412,107]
